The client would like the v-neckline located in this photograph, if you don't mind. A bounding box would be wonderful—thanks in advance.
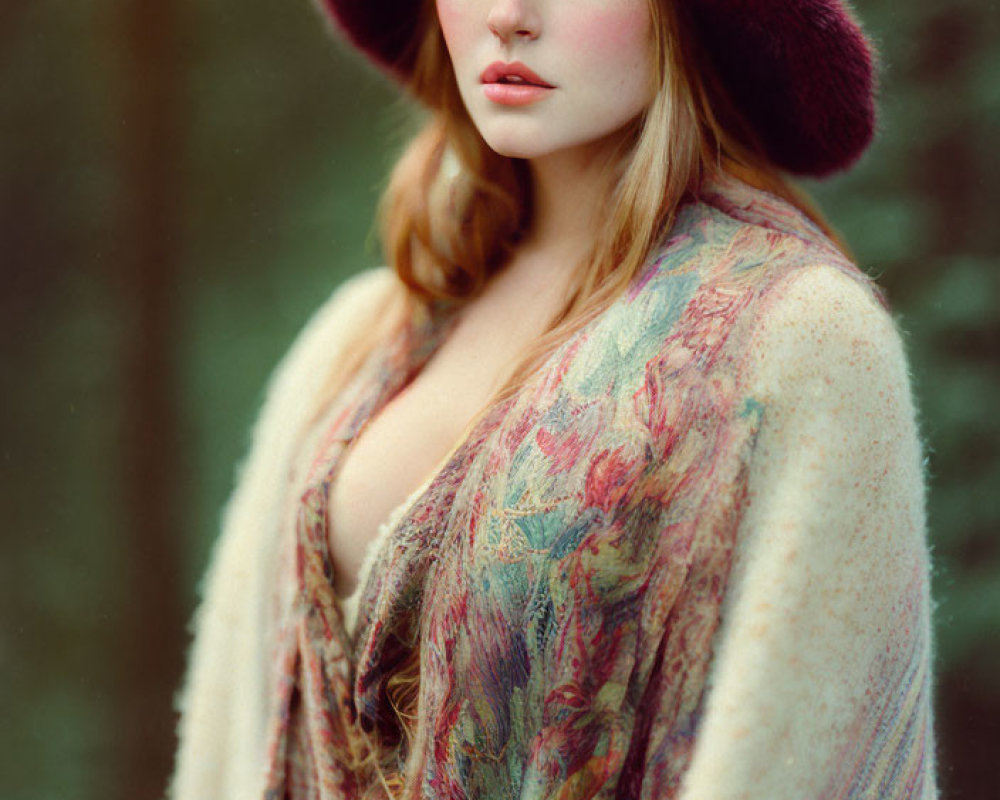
[332,395,493,636]
[301,238,676,655]
[303,295,494,651]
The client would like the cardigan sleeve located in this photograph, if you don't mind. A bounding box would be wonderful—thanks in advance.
[676,265,937,799]
[169,266,396,800]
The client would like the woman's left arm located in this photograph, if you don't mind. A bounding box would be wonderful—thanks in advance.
[678,265,937,799]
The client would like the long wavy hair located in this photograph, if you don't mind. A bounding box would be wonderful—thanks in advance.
[331,0,851,795]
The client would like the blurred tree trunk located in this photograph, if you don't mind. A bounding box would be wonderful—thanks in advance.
[115,0,185,797]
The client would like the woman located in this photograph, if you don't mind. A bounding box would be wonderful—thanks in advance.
[170,0,937,797]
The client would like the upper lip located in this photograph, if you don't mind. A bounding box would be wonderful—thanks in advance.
[480,61,555,88]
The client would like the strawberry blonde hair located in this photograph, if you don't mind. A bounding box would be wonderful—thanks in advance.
[334,0,850,795]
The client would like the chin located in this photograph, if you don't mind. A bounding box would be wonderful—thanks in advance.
[467,113,550,159]
[484,141,542,159]
[478,129,556,160]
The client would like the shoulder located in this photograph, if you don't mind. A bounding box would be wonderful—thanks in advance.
[262,267,398,406]
[664,178,910,407]
[278,266,398,373]
[635,177,877,370]
[744,262,914,417]
[631,222,927,505]
[316,265,397,322]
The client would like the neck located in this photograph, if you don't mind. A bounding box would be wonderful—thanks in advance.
[518,136,628,264]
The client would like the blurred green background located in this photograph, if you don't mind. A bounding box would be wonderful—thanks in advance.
[1,0,997,798]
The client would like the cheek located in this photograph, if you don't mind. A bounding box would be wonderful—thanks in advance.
[563,4,653,78]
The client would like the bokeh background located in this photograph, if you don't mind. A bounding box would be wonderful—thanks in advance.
[2,0,997,797]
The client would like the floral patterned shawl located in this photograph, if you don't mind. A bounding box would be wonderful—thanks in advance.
[172,172,936,800]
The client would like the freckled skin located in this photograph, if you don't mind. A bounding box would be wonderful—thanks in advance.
[436,0,656,161]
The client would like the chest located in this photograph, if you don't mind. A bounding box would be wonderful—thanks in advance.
[325,264,577,600]
[325,357,493,600]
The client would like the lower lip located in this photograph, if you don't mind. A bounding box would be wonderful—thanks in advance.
[482,83,553,106]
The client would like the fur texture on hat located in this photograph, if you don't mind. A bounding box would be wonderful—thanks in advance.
[317,0,878,177]
[688,0,878,176]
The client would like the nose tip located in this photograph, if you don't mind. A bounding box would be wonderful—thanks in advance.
[486,3,539,42]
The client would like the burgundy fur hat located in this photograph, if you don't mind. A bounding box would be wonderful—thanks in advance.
[317,0,879,177]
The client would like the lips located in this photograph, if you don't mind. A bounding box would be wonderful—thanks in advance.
[480,61,555,107]
[480,61,554,88]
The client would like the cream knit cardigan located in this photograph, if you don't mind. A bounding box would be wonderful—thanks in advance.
[169,262,937,798]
